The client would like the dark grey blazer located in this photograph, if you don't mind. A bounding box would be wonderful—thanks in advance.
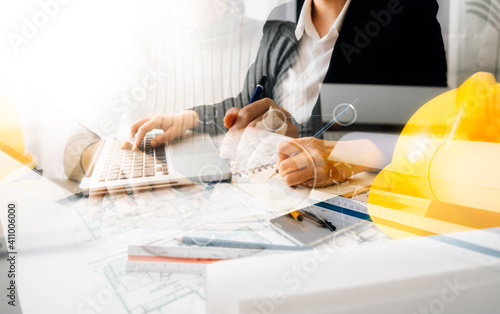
[190,21,314,137]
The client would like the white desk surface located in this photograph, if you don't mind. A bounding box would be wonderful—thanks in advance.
[1,164,499,314]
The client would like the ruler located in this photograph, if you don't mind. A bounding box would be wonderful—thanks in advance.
[306,196,370,230]
[309,195,466,235]
[126,245,262,274]
[308,196,500,260]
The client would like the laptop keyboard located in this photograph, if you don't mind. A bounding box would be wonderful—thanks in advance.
[98,134,168,182]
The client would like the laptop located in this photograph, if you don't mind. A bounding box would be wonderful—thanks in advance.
[12,88,231,197]
[85,131,232,195]
[1,78,231,204]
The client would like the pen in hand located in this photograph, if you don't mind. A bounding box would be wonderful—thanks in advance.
[249,75,268,104]
[269,103,356,180]
[204,75,268,195]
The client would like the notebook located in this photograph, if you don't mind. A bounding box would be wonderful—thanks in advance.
[226,128,376,216]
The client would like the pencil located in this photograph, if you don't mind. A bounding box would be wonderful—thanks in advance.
[289,210,304,222]
[175,236,309,251]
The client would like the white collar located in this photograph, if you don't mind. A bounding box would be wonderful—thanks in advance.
[295,0,351,41]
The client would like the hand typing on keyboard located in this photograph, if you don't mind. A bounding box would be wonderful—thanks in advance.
[121,111,199,151]
[100,136,169,183]
[89,135,170,219]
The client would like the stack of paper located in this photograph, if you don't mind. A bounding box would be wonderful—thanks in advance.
[205,228,500,313]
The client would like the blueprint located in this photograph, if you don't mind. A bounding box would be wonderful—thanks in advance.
[59,188,297,314]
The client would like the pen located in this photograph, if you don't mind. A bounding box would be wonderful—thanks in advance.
[299,210,337,232]
[175,236,309,251]
[204,75,268,195]
[269,103,356,179]
[249,75,268,104]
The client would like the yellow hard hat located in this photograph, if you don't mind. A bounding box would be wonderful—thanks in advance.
[368,72,500,238]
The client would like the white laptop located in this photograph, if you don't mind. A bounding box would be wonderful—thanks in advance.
[21,103,230,197]
[7,79,231,200]
[85,131,231,195]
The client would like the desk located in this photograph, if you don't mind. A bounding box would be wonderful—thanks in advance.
[0,163,342,313]
[1,161,500,314]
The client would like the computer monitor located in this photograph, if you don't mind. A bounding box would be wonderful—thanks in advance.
[301,0,451,126]
[319,84,450,125]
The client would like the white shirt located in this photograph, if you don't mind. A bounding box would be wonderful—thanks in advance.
[277,0,351,124]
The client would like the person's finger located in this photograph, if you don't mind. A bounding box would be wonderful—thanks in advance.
[231,98,277,130]
[301,172,338,188]
[277,140,304,163]
[123,115,153,149]
[132,117,162,150]
[278,137,318,165]
[151,131,171,147]
[152,113,198,146]
[153,125,184,145]
[283,167,315,187]
[300,178,319,188]
[130,115,153,137]
[279,152,313,177]
[296,137,318,149]
[220,103,272,159]
[120,140,132,150]
[224,107,240,129]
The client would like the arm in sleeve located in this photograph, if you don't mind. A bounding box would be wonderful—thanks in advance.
[189,21,299,136]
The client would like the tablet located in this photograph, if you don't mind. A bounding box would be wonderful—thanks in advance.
[269,213,334,247]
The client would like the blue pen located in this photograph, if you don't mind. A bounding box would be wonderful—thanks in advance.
[249,75,268,103]
[203,75,268,196]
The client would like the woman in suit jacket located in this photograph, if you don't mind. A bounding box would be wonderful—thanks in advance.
[126,0,447,150]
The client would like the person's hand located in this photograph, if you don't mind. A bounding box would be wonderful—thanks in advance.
[220,98,298,158]
[277,137,355,188]
[121,111,199,150]
[223,98,297,135]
